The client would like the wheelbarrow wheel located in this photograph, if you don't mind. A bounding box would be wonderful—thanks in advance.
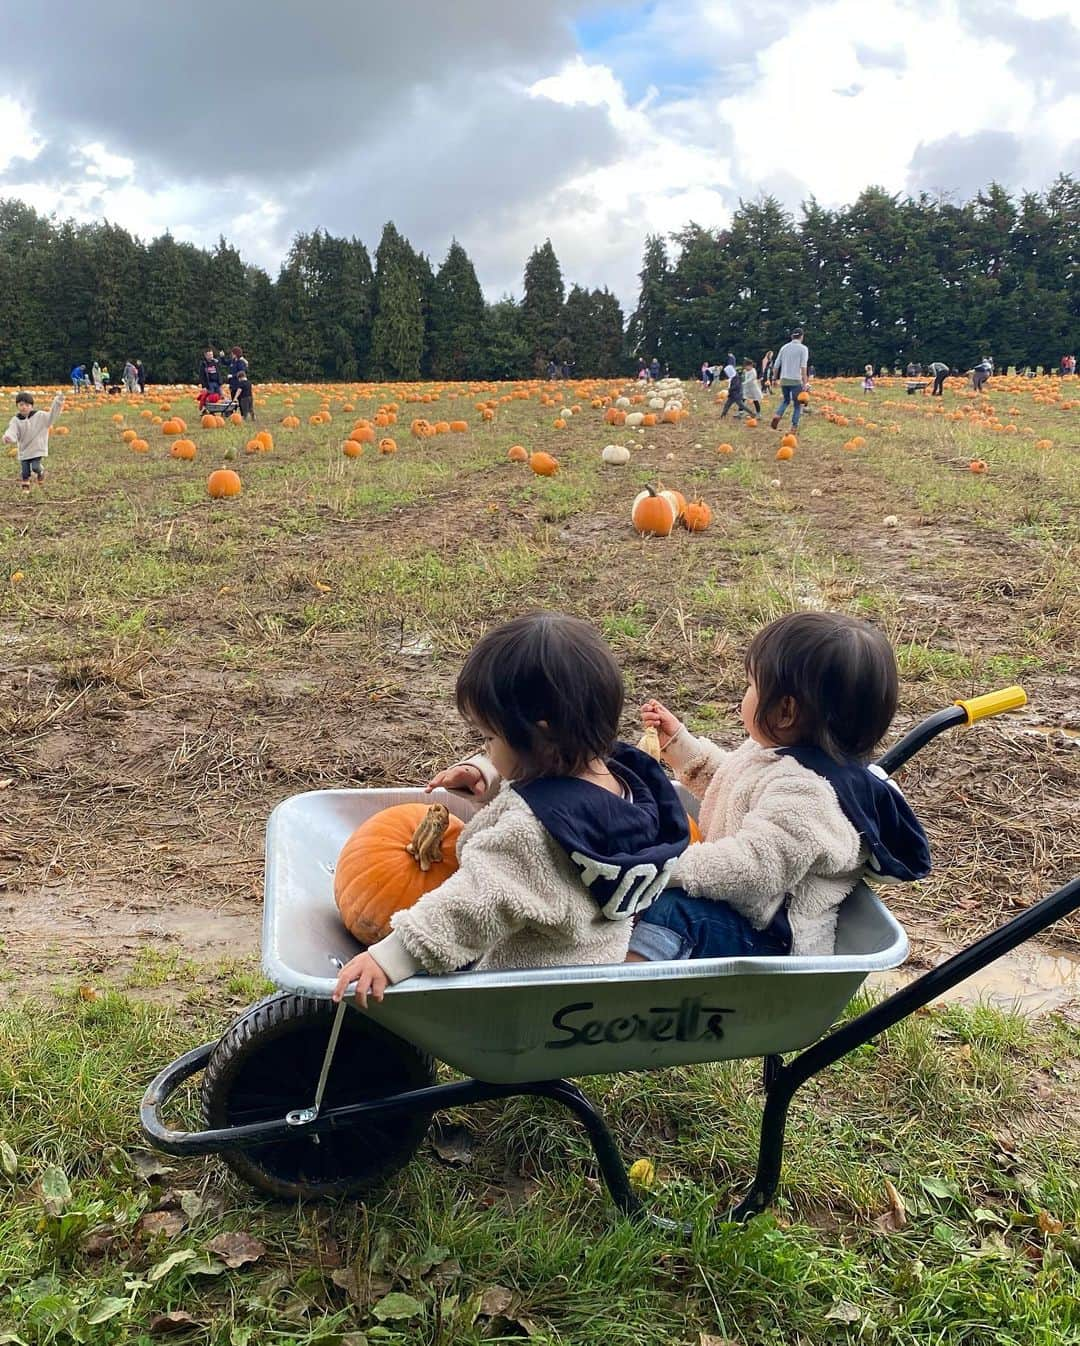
[201,992,434,1201]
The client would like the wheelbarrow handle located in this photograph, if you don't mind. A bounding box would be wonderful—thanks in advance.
[875,685,1026,776]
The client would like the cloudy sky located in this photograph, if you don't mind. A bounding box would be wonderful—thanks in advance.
[2,0,1078,310]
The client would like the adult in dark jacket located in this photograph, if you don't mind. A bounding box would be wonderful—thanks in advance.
[227,347,249,399]
[135,360,146,393]
[199,348,221,393]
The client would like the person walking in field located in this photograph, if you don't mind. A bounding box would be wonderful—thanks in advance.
[91,360,103,391]
[136,359,146,393]
[3,389,64,494]
[862,364,875,392]
[741,358,763,414]
[769,328,809,431]
[760,350,774,393]
[122,359,138,394]
[928,360,950,396]
[227,346,249,400]
[971,356,992,393]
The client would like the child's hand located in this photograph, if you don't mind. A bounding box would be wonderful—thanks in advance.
[640,699,682,748]
[426,763,485,795]
[332,951,389,1008]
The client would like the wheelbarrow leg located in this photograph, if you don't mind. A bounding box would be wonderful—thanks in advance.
[528,1079,642,1219]
[728,876,1080,1221]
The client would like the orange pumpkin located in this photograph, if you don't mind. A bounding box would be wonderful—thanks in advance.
[776,445,794,460]
[797,391,810,404]
[969,458,988,473]
[682,499,712,532]
[162,418,183,436]
[282,415,301,429]
[207,468,242,498]
[130,437,149,453]
[170,438,197,461]
[343,439,363,458]
[507,444,528,462]
[201,414,218,429]
[334,803,463,945]
[631,486,676,537]
[379,437,397,454]
[121,428,137,443]
[780,433,797,449]
[717,442,734,455]
[529,451,559,476]
[745,417,758,428]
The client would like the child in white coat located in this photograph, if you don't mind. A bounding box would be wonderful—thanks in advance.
[332,612,694,1006]
[629,612,930,960]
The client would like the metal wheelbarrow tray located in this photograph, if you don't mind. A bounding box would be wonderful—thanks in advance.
[141,689,1080,1226]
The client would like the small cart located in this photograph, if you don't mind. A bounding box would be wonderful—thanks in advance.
[141,687,1080,1225]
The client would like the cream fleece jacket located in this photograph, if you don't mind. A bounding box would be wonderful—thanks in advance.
[367,781,632,983]
[3,393,64,460]
[663,730,866,956]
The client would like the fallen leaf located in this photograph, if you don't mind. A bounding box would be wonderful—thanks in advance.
[35,1164,71,1217]
[138,1210,186,1239]
[183,1254,228,1277]
[148,1249,197,1283]
[85,1297,129,1325]
[824,1300,862,1324]
[148,1310,201,1335]
[371,1291,425,1322]
[429,1122,474,1167]
[82,1226,118,1257]
[77,984,99,1002]
[0,778,15,790]
[1037,1210,1065,1236]
[628,1158,656,1190]
[205,1232,266,1268]
[0,1139,17,1177]
[130,1151,174,1183]
[478,1286,515,1317]
[873,1178,908,1233]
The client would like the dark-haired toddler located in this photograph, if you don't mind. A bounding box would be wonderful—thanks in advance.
[628,612,931,961]
[333,611,693,1007]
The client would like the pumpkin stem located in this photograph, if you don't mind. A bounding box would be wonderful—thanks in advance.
[405,803,451,872]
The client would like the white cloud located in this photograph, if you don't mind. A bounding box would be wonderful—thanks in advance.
[0,0,1077,313]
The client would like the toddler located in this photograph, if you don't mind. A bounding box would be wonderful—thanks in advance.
[333,612,692,1006]
[4,390,64,494]
[629,611,930,961]
[862,365,875,392]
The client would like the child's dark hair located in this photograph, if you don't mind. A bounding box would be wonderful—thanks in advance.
[15,392,33,405]
[456,612,623,780]
[746,612,898,761]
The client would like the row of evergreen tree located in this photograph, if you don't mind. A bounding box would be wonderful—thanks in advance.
[0,177,1076,384]
[0,202,623,385]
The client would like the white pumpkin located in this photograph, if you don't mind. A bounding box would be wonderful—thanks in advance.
[648,396,665,410]
[602,444,630,465]
[625,411,645,428]
[560,407,573,418]
[615,396,631,409]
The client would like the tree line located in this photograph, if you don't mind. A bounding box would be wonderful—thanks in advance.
[0,177,1076,384]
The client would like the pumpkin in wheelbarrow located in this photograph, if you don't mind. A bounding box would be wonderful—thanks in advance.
[334,803,463,945]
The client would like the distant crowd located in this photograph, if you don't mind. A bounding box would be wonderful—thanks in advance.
[67,346,256,420]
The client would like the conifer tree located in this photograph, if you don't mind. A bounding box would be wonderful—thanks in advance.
[521,240,565,373]
[429,240,487,379]
[370,222,425,379]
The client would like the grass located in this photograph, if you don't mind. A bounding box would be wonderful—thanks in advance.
[0,988,1077,1345]
[1,372,1078,1342]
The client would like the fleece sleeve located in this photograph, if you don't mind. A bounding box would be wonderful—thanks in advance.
[47,393,64,425]
[662,726,729,799]
[377,808,545,975]
[672,767,862,925]
[2,416,17,445]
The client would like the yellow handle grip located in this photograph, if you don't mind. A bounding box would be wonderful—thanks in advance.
[955,685,1027,723]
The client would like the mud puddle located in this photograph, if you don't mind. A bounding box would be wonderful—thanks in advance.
[873,940,1080,1016]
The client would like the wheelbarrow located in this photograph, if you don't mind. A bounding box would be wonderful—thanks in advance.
[141,686,1080,1224]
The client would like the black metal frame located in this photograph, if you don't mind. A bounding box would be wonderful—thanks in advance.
[140,878,1078,1228]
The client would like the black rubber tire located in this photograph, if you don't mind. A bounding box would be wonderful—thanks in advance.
[201,992,434,1201]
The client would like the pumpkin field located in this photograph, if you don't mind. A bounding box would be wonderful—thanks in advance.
[1,373,1079,1344]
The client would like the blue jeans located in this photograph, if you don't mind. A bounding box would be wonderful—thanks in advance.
[630,891,793,960]
[774,383,804,427]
